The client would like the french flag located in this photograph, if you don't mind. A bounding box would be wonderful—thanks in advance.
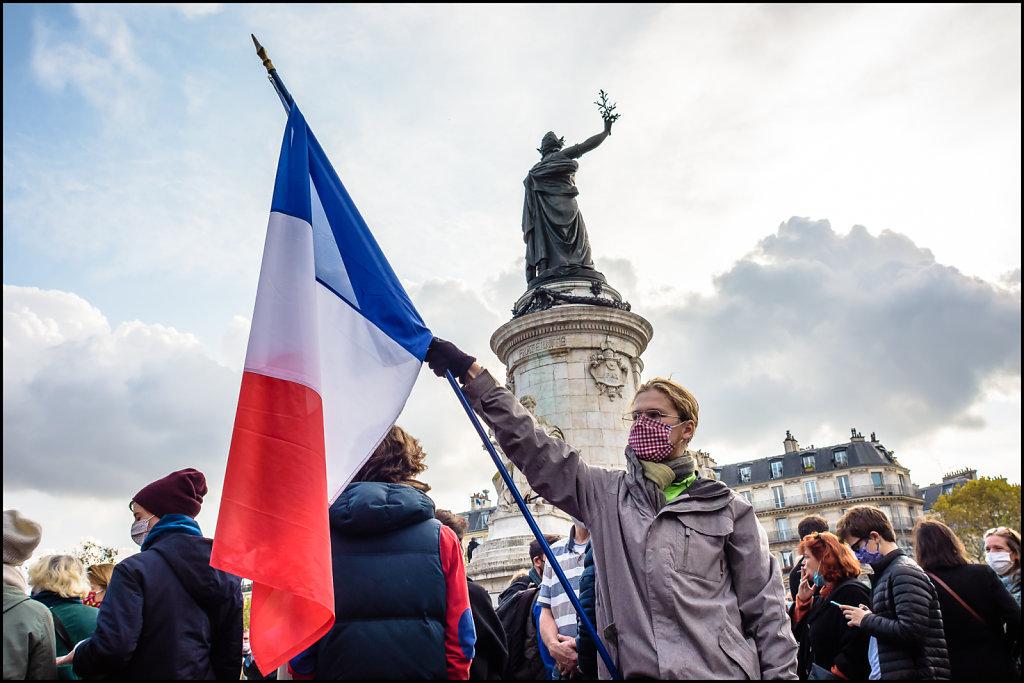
[211,103,432,675]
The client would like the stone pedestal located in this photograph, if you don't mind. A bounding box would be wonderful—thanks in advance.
[466,279,653,599]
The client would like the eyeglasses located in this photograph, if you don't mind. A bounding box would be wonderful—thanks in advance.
[621,410,688,427]
[985,526,1010,537]
[848,537,868,552]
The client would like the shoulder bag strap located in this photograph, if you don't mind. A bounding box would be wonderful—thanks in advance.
[926,571,986,625]
[49,609,74,650]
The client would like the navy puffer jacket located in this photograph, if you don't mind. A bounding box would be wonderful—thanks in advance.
[312,481,449,680]
[860,550,950,680]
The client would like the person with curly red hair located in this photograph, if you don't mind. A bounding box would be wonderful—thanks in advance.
[789,532,872,679]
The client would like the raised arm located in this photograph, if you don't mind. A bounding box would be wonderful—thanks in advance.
[563,119,613,159]
[424,338,613,520]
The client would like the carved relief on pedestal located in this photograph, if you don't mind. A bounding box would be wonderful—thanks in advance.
[588,338,630,400]
[490,395,564,510]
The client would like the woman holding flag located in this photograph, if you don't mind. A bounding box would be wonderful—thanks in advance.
[425,339,798,680]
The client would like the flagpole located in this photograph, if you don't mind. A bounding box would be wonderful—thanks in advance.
[252,34,293,113]
[444,371,622,680]
[249,34,619,679]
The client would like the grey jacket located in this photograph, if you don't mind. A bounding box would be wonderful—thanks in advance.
[465,370,798,679]
[3,583,58,681]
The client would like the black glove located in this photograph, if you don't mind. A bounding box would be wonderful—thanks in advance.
[425,337,476,379]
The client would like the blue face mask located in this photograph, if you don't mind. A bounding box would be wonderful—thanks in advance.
[854,537,885,565]
[813,572,825,588]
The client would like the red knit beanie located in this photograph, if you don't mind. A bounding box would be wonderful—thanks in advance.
[132,468,207,518]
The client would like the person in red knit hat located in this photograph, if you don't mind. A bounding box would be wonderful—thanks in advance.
[56,468,243,680]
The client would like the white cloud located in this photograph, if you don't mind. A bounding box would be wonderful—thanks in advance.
[634,217,1020,485]
[170,4,222,19]
[3,285,237,500]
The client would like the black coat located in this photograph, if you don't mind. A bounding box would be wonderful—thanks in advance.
[73,533,242,680]
[790,578,872,680]
[576,547,597,679]
[860,550,951,680]
[926,563,1020,680]
[468,578,508,680]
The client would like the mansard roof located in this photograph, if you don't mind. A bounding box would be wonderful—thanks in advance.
[459,505,496,533]
[715,439,900,487]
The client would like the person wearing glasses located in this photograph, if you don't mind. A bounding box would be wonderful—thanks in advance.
[985,526,1021,606]
[425,338,798,680]
[835,505,950,680]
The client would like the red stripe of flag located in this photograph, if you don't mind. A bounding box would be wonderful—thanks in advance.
[211,371,335,675]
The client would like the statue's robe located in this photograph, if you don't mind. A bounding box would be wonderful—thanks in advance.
[522,154,597,283]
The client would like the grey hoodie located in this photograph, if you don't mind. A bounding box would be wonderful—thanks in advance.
[464,370,798,680]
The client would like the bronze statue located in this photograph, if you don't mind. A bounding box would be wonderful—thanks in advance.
[522,91,620,286]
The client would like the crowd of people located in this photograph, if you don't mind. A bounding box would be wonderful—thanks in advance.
[3,335,1020,680]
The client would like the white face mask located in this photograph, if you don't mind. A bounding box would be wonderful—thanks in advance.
[131,515,155,546]
[986,551,1014,576]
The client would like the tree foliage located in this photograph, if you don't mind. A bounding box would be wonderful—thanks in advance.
[70,539,120,566]
[930,477,1021,561]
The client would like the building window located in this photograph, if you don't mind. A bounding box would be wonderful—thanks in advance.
[741,491,752,503]
[776,517,790,539]
[802,455,815,472]
[804,480,819,504]
[773,485,786,509]
[739,466,751,483]
[871,472,884,488]
[837,475,851,499]
[781,550,794,568]
[770,460,784,479]
[833,449,848,466]
[898,473,907,493]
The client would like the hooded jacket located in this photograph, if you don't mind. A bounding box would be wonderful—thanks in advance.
[291,481,475,680]
[72,531,242,680]
[464,370,798,679]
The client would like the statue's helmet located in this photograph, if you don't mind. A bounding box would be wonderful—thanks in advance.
[538,131,565,155]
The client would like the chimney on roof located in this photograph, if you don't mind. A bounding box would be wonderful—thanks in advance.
[470,490,491,510]
[870,432,878,443]
[851,427,865,442]
[942,468,976,483]
[784,430,800,453]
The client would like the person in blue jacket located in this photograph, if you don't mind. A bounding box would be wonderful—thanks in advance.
[57,468,243,679]
[288,425,476,680]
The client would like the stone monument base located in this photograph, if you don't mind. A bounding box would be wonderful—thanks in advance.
[466,502,573,599]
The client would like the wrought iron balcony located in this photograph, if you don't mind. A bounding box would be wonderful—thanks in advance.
[749,483,922,514]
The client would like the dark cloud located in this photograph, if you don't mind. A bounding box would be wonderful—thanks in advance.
[640,217,1020,454]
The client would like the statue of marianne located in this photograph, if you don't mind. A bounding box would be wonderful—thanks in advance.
[522,103,616,286]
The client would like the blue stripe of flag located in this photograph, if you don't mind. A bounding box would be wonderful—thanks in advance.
[269,104,433,361]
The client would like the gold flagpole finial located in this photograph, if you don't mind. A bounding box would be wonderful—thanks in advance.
[252,34,275,73]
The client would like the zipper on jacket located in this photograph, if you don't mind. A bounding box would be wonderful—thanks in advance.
[682,526,691,572]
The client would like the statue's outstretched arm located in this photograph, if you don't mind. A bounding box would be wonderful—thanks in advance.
[564,127,610,159]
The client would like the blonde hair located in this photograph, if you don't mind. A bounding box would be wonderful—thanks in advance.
[28,555,91,599]
[633,378,699,429]
[87,563,115,591]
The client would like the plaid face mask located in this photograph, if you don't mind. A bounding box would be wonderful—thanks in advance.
[628,414,675,462]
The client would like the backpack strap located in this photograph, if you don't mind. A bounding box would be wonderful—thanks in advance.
[49,609,74,650]
[926,571,986,625]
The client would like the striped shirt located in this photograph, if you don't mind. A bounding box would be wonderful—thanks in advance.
[537,528,591,638]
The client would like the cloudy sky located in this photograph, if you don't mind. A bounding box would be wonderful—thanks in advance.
[3,4,1020,560]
